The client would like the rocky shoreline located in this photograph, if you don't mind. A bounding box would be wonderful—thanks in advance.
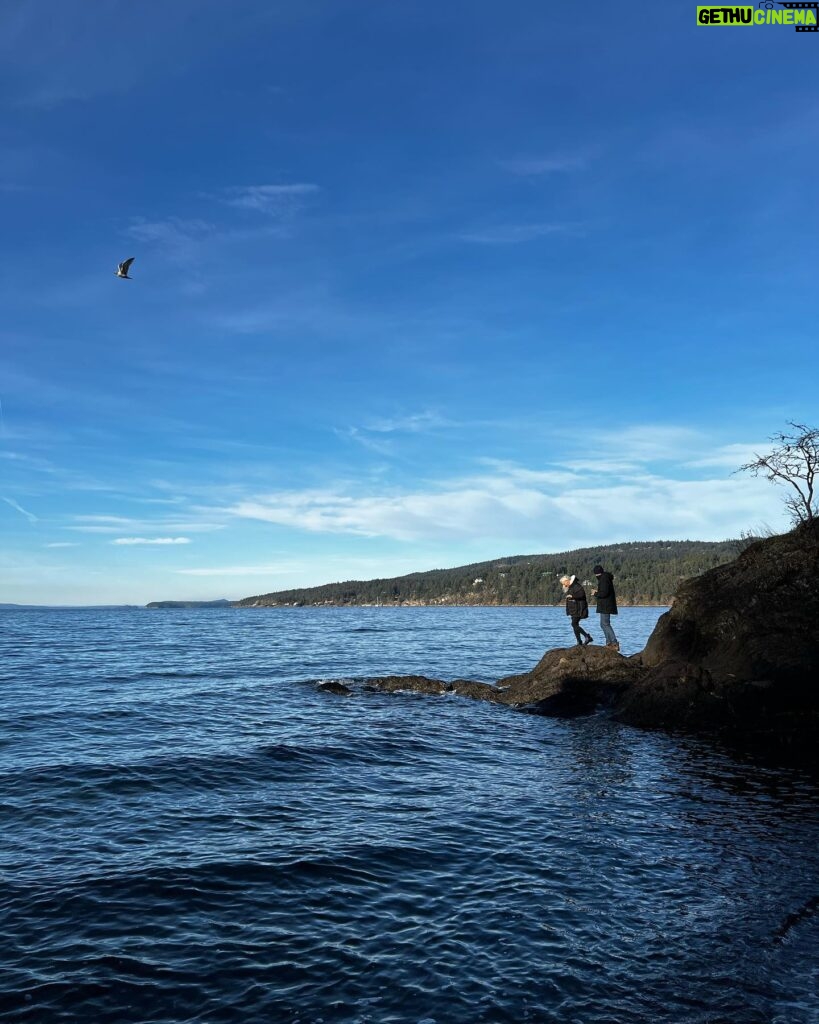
[320,522,819,768]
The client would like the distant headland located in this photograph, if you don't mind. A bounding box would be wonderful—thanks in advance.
[231,539,748,609]
[146,599,232,610]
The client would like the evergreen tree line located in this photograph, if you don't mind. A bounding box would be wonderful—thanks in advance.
[235,539,750,607]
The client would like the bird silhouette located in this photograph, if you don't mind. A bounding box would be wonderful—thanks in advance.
[116,257,135,279]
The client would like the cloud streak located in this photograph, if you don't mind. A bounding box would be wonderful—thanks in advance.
[501,154,589,175]
[218,183,320,216]
[126,217,214,265]
[69,513,225,535]
[223,458,784,546]
[3,496,38,522]
[460,222,580,245]
[338,411,456,454]
[175,564,300,576]
[112,537,192,545]
[365,411,454,434]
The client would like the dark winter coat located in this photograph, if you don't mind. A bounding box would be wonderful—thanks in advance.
[565,580,589,619]
[594,571,618,615]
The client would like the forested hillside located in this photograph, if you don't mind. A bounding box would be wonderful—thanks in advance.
[236,539,749,607]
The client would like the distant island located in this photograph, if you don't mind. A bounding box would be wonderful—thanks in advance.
[146,599,233,610]
[234,539,749,608]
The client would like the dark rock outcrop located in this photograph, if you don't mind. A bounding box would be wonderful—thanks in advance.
[449,679,503,701]
[615,520,819,757]
[317,680,353,696]
[495,646,643,714]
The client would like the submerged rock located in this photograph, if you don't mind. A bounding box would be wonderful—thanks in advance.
[364,675,452,696]
[317,680,353,696]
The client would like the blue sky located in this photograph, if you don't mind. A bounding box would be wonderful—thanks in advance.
[1,0,816,605]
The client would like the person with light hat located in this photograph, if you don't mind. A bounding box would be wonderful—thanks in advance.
[559,574,593,647]
[592,564,619,650]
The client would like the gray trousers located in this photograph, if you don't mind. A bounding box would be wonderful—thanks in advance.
[599,612,617,644]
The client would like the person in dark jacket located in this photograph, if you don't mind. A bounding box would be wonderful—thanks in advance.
[591,563,619,650]
[559,574,593,646]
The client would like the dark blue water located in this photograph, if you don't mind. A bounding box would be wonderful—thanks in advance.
[1,606,818,1024]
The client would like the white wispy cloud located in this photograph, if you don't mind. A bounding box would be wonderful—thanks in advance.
[75,515,139,525]
[336,427,396,456]
[126,217,214,264]
[567,458,647,475]
[3,496,38,522]
[112,537,192,546]
[222,457,786,545]
[501,154,589,175]
[175,564,300,576]
[219,183,320,216]
[365,411,453,434]
[11,85,90,109]
[210,291,375,336]
[124,203,313,281]
[1,449,58,472]
[338,411,455,454]
[576,427,770,475]
[685,443,766,469]
[460,222,580,245]
[225,486,520,541]
[70,515,143,534]
[44,542,78,548]
[579,425,706,464]
[69,513,225,535]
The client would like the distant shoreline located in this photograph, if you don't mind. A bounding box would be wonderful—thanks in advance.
[2,603,671,611]
[234,602,670,610]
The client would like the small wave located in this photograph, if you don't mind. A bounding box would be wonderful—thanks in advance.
[1,733,436,804]
[1,847,416,913]
[773,895,819,944]
[104,669,216,683]
[0,745,319,800]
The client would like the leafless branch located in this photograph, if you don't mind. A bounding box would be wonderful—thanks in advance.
[736,422,818,525]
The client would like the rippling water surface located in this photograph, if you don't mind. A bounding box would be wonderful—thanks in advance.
[1,606,818,1023]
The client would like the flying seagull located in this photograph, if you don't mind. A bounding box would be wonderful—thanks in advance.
[116,257,135,279]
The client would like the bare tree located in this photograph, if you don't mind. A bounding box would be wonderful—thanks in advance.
[737,422,818,525]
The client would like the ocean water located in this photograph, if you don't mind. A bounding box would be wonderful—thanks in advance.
[1,605,818,1024]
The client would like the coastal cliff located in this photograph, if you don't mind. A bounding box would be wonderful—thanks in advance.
[615,519,819,756]
[324,523,819,766]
